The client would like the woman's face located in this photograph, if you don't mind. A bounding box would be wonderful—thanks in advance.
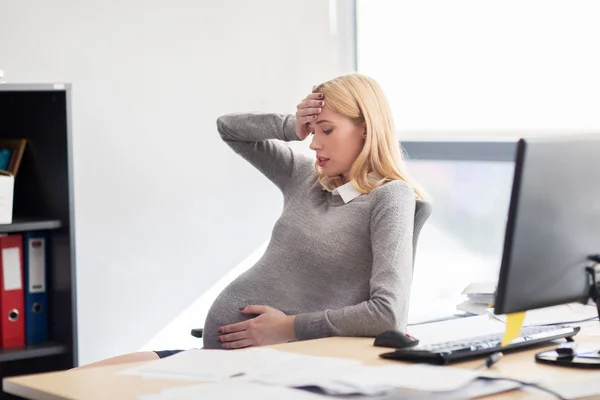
[308,105,365,180]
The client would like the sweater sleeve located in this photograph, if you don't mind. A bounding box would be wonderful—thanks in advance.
[216,112,312,193]
[293,181,416,340]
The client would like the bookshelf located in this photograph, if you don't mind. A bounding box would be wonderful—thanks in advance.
[0,84,77,397]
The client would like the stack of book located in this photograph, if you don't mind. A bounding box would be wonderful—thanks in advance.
[456,281,496,315]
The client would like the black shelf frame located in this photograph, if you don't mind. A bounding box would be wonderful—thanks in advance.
[0,84,77,395]
[0,219,62,234]
[0,344,68,363]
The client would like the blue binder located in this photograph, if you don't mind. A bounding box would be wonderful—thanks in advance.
[23,231,49,345]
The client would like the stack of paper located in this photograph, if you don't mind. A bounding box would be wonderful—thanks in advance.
[121,347,493,397]
[135,368,521,400]
[139,380,523,400]
[138,381,325,400]
[252,363,484,396]
[457,281,497,315]
[135,364,496,399]
[118,348,362,382]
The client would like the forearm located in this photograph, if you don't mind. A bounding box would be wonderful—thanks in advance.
[293,295,408,341]
[217,112,298,144]
[216,113,308,192]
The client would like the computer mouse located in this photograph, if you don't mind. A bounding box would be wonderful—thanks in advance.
[373,330,419,349]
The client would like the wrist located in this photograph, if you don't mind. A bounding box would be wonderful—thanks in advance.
[284,315,297,341]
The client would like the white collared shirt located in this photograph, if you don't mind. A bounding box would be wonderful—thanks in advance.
[332,182,362,204]
[322,173,381,204]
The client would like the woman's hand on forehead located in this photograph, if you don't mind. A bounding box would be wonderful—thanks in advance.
[295,91,325,140]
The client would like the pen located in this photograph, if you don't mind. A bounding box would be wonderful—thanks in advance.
[474,352,504,370]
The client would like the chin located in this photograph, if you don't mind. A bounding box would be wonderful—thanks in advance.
[321,169,344,178]
[318,162,344,178]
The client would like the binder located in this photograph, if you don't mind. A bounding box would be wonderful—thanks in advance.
[0,234,25,348]
[23,231,48,345]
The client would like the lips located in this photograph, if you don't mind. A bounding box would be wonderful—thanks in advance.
[317,156,330,168]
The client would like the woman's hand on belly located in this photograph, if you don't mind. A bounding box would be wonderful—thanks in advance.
[217,305,296,349]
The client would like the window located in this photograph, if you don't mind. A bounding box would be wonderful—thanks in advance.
[407,156,514,322]
[356,0,600,137]
[357,0,600,322]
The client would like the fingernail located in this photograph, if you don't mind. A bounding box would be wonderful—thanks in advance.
[319,101,324,106]
[217,337,221,343]
[313,115,318,119]
[218,328,222,333]
[239,307,245,311]
[319,94,324,98]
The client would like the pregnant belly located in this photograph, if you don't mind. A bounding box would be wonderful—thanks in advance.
[202,289,252,349]
[202,276,280,350]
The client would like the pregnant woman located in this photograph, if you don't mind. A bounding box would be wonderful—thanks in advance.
[76,73,429,368]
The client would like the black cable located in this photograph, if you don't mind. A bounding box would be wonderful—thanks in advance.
[585,259,600,326]
[478,376,566,400]
[475,352,565,400]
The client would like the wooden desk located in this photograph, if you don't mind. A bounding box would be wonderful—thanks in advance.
[4,323,600,400]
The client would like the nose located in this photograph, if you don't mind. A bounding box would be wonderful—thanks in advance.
[309,135,323,151]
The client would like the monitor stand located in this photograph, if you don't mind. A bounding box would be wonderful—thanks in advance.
[534,257,600,369]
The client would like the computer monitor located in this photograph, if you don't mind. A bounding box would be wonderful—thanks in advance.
[377,136,599,367]
[494,135,600,319]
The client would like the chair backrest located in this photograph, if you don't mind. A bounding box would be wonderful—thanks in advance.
[412,200,432,270]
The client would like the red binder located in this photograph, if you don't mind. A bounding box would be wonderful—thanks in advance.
[0,234,25,348]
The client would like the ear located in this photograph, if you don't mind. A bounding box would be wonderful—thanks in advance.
[361,124,367,138]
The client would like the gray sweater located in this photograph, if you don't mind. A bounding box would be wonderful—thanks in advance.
[202,113,416,350]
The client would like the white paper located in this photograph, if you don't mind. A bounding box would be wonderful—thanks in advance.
[466,293,495,304]
[138,381,325,400]
[543,372,600,400]
[456,300,489,315]
[407,315,506,346]
[253,363,484,395]
[334,364,483,393]
[118,348,362,382]
[462,281,496,295]
[2,247,22,291]
[28,238,46,293]
[487,303,598,326]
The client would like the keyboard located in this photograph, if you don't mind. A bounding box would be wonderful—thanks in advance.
[379,324,580,365]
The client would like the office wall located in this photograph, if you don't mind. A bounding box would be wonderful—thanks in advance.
[0,0,355,364]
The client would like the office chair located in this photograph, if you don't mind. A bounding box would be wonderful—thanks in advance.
[190,199,433,339]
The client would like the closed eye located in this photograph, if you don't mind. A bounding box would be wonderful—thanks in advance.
[323,129,333,135]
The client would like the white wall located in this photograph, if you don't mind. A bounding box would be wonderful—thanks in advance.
[357,0,600,137]
[0,0,355,365]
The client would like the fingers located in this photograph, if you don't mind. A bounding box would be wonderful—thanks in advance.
[296,107,322,117]
[219,330,248,343]
[298,115,318,125]
[297,98,325,110]
[219,320,249,334]
[240,305,270,315]
[221,339,254,350]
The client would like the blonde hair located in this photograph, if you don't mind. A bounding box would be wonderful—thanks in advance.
[313,74,427,201]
